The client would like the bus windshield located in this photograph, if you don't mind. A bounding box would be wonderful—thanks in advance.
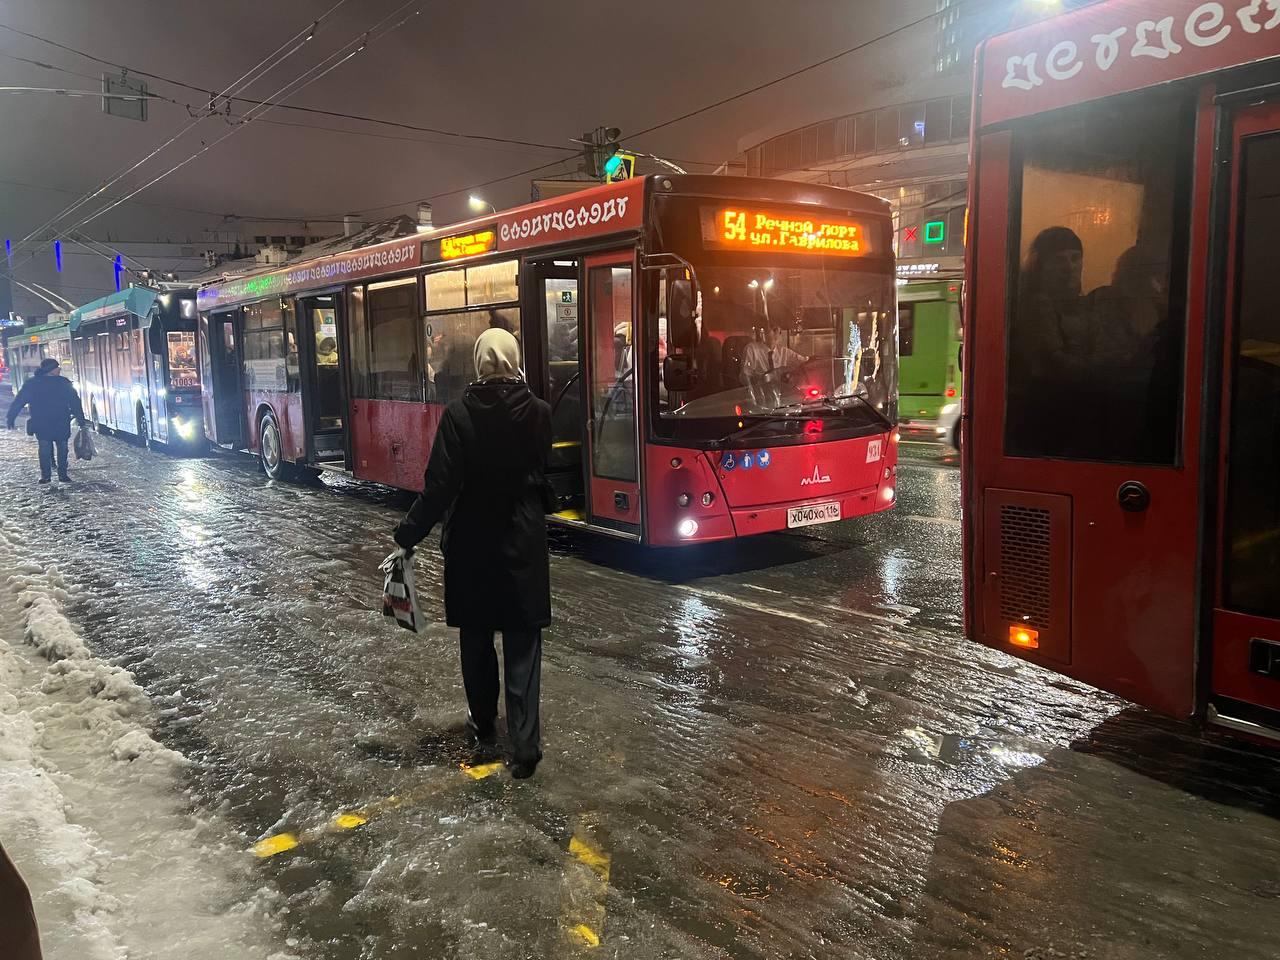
[651,194,897,443]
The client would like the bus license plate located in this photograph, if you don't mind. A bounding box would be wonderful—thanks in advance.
[787,502,841,528]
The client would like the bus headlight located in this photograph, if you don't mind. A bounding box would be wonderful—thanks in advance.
[881,485,896,503]
[677,518,699,538]
[170,417,195,440]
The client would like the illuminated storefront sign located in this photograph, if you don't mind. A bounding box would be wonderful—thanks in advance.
[702,207,874,256]
[427,229,497,262]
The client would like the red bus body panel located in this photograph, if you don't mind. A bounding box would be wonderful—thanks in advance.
[644,432,896,547]
[245,390,305,462]
[979,0,1280,127]
[349,398,446,492]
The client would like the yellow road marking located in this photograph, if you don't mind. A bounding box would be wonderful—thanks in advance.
[250,833,300,858]
[569,835,611,881]
[566,924,601,948]
[461,761,504,780]
[251,761,504,858]
[561,820,611,950]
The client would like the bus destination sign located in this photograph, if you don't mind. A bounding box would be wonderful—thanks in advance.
[702,207,872,257]
[425,229,497,262]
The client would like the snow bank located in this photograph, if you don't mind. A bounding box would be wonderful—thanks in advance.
[0,518,293,960]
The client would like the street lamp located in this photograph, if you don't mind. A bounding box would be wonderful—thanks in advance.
[468,195,496,215]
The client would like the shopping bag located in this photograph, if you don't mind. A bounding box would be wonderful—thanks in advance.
[73,426,97,461]
[379,548,424,633]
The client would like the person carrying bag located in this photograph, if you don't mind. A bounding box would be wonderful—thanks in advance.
[390,328,553,779]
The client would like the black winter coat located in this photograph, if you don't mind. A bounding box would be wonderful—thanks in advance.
[394,378,553,630]
[6,373,86,440]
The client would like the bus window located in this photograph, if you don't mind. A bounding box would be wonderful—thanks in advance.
[589,264,637,483]
[898,303,915,356]
[167,331,198,388]
[348,285,369,398]
[243,301,288,392]
[1005,95,1188,464]
[366,278,421,402]
[422,262,521,405]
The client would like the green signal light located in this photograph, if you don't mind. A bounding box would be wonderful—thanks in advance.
[924,220,946,245]
[603,154,624,177]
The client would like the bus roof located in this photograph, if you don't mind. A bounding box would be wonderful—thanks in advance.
[977,0,1280,128]
[196,174,891,312]
[197,177,647,312]
[68,287,160,333]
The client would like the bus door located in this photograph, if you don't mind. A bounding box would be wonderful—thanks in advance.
[297,293,347,464]
[583,251,641,536]
[527,258,584,516]
[968,94,1200,717]
[207,309,245,447]
[1209,101,1280,727]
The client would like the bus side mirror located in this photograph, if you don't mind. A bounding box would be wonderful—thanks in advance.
[664,353,698,392]
[668,279,697,350]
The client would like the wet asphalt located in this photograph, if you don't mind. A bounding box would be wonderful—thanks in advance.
[3,427,1279,960]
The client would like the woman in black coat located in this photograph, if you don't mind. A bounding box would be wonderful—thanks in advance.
[393,327,552,778]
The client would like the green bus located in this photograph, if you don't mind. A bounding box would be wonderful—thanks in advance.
[897,279,961,441]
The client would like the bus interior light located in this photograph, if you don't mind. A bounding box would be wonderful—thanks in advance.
[1009,625,1040,649]
[677,518,699,538]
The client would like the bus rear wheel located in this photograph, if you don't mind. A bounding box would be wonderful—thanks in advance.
[135,404,150,449]
[259,411,293,481]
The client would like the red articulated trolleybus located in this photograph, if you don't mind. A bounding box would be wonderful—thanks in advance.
[197,176,900,546]
[964,0,1280,738]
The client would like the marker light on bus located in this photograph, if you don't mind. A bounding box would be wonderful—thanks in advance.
[1009,625,1040,649]
[945,387,957,397]
[677,518,699,538]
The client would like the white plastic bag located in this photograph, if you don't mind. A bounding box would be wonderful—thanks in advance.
[379,548,424,633]
[73,426,97,461]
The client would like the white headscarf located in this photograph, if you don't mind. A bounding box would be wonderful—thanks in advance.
[473,327,522,381]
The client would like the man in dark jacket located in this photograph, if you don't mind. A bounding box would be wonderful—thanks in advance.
[393,328,553,779]
[5,358,87,484]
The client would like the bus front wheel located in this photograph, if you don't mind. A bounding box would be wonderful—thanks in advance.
[259,411,293,481]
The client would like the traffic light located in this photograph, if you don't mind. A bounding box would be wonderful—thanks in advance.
[604,152,635,183]
[581,126,622,180]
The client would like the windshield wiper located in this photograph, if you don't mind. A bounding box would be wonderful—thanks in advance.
[774,393,893,430]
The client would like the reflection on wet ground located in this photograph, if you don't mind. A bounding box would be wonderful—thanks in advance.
[3,428,1280,959]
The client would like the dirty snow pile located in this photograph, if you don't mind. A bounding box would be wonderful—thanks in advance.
[0,518,295,960]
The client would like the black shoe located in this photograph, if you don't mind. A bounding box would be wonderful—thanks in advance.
[508,758,539,780]
[57,474,71,483]
[465,716,497,747]
[38,477,51,485]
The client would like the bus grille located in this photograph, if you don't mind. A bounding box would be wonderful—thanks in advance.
[998,503,1052,630]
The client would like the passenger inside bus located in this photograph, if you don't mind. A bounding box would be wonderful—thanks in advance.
[1009,227,1172,461]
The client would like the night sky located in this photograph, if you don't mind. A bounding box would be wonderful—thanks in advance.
[0,0,936,242]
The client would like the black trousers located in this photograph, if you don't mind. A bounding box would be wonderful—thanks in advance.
[458,628,542,763]
[0,841,42,960]
[37,437,68,480]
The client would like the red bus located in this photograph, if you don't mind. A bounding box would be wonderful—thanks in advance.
[964,0,1280,738]
[197,175,900,546]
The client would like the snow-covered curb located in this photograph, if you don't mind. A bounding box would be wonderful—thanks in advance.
[0,518,295,960]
